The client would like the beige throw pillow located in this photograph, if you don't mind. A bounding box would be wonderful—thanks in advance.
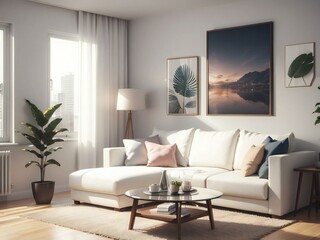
[242,144,264,177]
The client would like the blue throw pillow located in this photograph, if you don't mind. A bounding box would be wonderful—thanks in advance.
[258,137,289,179]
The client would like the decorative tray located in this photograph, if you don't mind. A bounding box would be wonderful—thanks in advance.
[143,188,198,196]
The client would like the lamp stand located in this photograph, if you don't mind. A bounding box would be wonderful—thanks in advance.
[124,110,134,139]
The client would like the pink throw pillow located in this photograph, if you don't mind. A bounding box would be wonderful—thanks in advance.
[145,141,177,167]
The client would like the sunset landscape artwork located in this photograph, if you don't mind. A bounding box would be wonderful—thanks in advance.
[207,22,273,115]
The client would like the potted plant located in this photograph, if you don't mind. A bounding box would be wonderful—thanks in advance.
[169,180,182,194]
[19,99,68,204]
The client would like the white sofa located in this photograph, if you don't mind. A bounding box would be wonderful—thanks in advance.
[69,128,316,217]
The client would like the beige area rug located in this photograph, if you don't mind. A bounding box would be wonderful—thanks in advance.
[20,204,294,240]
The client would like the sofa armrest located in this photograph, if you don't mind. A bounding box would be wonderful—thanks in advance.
[103,147,126,167]
[268,151,316,216]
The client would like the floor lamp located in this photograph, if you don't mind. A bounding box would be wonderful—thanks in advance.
[116,88,146,139]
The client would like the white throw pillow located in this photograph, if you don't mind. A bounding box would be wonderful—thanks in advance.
[151,128,195,167]
[123,135,160,166]
[233,130,296,170]
[188,129,240,170]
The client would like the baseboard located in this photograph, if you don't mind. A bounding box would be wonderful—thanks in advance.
[0,195,8,202]
[6,184,70,201]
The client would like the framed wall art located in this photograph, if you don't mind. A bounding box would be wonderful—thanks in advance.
[167,56,199,115]
[285,42,315,87]
[207,22,273,115]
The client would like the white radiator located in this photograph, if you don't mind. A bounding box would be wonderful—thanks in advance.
[0,151,11,196]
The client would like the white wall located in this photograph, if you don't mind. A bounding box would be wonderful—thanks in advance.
[129,0,320,152]
[0,0,78,200]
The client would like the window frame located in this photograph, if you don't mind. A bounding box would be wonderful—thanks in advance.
[48,31,80,139]
[0,23,13,143]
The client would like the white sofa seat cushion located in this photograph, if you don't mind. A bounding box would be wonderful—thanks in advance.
[233,130,296,170]
[206,170,269,200]
[152,128,195,167]
[69,166,165,196]
[188,129,239,170]
[184,167,229,188]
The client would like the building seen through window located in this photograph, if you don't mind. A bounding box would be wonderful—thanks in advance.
[50,35,79,137]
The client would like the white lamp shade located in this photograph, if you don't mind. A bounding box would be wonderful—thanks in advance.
[116,88,146,111]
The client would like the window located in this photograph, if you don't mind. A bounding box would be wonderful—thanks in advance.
[0,23,12,143]
[49,34,79,138]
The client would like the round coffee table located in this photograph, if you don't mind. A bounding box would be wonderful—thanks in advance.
[125,187,222,240]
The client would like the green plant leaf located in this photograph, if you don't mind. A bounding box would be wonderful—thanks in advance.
[185,100,196,108]
[20,133,46,151]
[45,118,62,133]
[44,103,62,121]
[50,146,63,151]
[25,161,41,168]
[44,159,61,167]
[44,151,52,157]
[26,99,48,127]
[44,138,64,146]
[22,149,43,159]
[43,129,67,146]
[21,122,43,139]
[315,116,320,125]
[173,65,197,98]
[44,146,63,157]
[288,53,314,78]
[313,106,320,114]
[168,89,182,113]
[54,128,68,134]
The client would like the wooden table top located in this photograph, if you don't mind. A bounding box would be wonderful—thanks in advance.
[294,166,320,173]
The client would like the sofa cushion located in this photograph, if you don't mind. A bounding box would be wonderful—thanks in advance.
[188,129,239,170]
[184,167,229,188]
[206,171,269,200]
[258,137,289,179]
[152,128,195,167]
[145,141,177,167]
[123,135,160,166]
[242,144,264,176]
[69,166,165,196]
[233,130,295,170]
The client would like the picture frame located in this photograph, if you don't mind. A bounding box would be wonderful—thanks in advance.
[167,56,199,115]
[285,42,315,87]
[207,22,273,115]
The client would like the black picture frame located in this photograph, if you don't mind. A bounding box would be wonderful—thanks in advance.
[207,22,273,115]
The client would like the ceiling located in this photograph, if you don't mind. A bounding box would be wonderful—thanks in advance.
[30,0,237,20]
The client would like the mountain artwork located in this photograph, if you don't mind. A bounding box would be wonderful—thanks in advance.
[207,22,273,115]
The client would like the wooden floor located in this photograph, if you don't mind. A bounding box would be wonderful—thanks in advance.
[0,192,319,240]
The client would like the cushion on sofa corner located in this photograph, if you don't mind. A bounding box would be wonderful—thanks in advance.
[145,141,177,167]
[123,135,160,166]
[233,130,295,170]
[241,144,264,176]
[151,128,195,167]
[188,129,239,170]
[258,136,289,179]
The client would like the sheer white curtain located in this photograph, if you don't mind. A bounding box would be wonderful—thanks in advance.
[78,11,127,169]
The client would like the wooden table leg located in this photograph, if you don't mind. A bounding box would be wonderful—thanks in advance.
[175,202,182,240]
[129,199,138,230]
[206,199,215,229]
[308,173,316,216]
[294,172,303,216]
[315,173,320,212]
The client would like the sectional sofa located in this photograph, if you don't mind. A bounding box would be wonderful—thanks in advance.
[69,128,316,217]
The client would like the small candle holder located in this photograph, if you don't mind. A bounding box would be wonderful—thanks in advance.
[182,170,194,192]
